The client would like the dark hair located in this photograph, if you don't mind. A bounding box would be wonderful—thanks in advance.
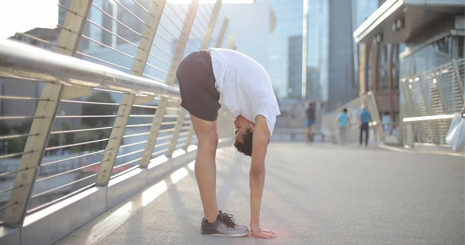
[343,108,347,113]
[234,129,253,156]
[308,101,313,108]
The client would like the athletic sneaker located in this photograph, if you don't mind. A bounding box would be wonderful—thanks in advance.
[200,210,249,237]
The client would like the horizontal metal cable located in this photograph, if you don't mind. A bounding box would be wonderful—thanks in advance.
[166,3,187,24]
[14,32,65,50]
[123,132,150,138]
[0,184,22,195]
[0,167,27,178]
[0,151,33,160]
[31,173,98,199]
[157,134,172,141]
[153,141,170,149]
[148,52,171,66]
[81,35,136,60]
[76,51,131,71]
[27,183,94,214]
[116,149,144,159]
[50,126,116,135]
[126,123,153,128]
[162,11,183,33]
[56,115,120,119]
[191,24,205,40]
[55,24,79,36]
[0,133,37,140]
[0,95,45,101]
[46,138,113,151]
[0,116,42,120]
[178,131,189,136]
[86,19,140,49]
[41,149,109,167]
[131,0,152,15]
[161,121,177,125]
[93,87,127,94]
[142,73,166,83]
[57,3,82,17]
[154,32,172,46]
[197,8,211,29]
[36,160,107,183]
[112,0,146,25]
[91,3,142,37]
[151,42,174,58]
[120,139,148,149]
[152,148,168,156]
[133,104,158,109]
[158,128,175,133]
[129,114,156,118]
[157,23,180,41]
[0,201,18,211]
[145,62,169,74]
[113,157,142,169]
[61,99,121,106]
[178,3,188,15]
[163,115,180,118]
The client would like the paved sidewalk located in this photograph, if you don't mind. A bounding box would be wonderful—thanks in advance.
[64,143,465,245]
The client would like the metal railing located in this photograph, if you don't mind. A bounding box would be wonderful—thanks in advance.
[401,59,465,147]
[0,0,235,234]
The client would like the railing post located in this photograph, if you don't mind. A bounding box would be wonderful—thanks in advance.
[140,0,200,167]
[166,0,222,156]
[215,18,229,48]
[2,0,93,227]
[95,0,166,185]
[227,34,235,49]
[452,59,464,96]
[367,91,385,142]
[417,75,440,144]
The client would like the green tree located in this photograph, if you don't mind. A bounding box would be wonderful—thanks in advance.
[82,92,116,128]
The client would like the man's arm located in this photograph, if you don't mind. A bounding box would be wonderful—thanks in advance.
[249,115,275,238]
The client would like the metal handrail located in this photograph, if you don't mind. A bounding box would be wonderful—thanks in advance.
[0,40,180,98]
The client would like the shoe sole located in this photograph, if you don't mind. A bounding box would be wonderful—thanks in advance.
[201,231,249,237]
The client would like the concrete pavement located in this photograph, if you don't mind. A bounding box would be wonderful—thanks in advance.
[59,143,464,245]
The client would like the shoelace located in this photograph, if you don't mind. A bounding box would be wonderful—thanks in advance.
[221,212,237,228]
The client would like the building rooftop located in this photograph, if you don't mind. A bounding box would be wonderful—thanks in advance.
[353,0,465,44]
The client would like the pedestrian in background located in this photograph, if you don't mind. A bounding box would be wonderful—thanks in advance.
[336,108,350,146]
[303,101,316,144]
[359,105,371,146]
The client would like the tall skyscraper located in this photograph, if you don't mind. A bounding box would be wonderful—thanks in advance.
[288,35,303,98]
[306,0,378,111]
[266,0,303,99]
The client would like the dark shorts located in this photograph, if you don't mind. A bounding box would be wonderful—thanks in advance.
[176,51,220,121]
[305,120,315,128]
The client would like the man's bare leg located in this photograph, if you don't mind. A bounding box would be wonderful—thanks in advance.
[190,115,219,223]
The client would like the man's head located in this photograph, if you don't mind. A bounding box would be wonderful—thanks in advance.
[361,104,366,110]
[233,115,255,156]
[343,108,348,113]
[308,101,314,108]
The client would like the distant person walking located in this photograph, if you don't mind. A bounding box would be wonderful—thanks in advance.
[336,108,350,145]
[359,105,371,146]
[303,101,316,143]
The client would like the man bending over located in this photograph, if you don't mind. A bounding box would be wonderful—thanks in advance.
[176,48,280,238]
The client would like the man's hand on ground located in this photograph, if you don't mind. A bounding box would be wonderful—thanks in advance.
[250,223,276,238]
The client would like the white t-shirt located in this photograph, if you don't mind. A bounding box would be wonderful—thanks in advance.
[209,48,281,135]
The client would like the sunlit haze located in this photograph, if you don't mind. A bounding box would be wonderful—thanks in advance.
[0,0,58,40]
[167,0,253,4]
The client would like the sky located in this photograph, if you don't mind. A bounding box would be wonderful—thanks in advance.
[0,0,58,39]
